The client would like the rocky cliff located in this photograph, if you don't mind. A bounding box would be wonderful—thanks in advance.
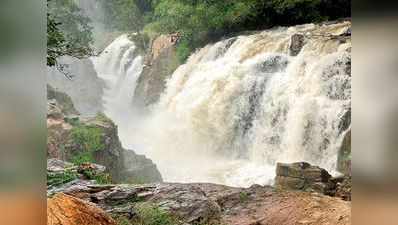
[133,34,180,107]
[47,89,162,184]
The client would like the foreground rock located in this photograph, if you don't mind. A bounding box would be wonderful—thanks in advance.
[51,182,351,225]
[275,162,351,201]
[47,193,116,225]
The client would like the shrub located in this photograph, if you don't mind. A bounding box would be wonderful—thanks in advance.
[71,125,105,152]
[47,169,78,187]
[81,168,112,184]
[70,123,105,165]
[132,203,179,225]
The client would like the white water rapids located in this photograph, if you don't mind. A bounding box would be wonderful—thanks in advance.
[92,22,351,187]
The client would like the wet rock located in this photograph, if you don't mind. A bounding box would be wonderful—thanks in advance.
[134,34,180,107]
[259,55,289,73]
[122,150,163,183]
[275,162,335,195]
[334,175,351,201]
[47,193,116,225]
[337,130,351,175]
[289,33,305,56]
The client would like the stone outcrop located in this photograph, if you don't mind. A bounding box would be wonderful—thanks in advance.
[333,175,351,201]
[50,182,351,225]
[275,162,351,201]
[47,193,116,225]
[275,162,334,194]
[289,33,305,56]
[133,34,180,107]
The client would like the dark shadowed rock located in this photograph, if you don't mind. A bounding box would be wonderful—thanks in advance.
[337,129,351,175]
[289,33,305,56]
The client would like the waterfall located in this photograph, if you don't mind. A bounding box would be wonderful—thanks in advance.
[91,35,143,143]
[94,22,351,187]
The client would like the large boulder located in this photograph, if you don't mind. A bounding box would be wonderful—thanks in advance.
[275,162,335,195]
[47,193,116,225]
[275,162,351,201]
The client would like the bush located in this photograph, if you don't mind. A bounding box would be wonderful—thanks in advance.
[81,168,112,184]
[71,124,105,152]
[47,169,78,187]
[133,203,179,225]
[70,124,105,165]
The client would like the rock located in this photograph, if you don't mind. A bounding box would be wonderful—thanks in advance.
[337,130,351,175]
[289,33,305,56]
[47,193,116,225]
[78,162,106,174]
[47,159,106,195]
[275,162,335,195]
[47,159,75,172]
[47,84,80,116]
[134,34,180,107]
[47,100,163,183]
[122,150,163,183]
[47,100,65,120]
[334,176,351,201]
[50,182,350,225]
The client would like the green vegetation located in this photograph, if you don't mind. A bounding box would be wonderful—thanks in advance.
[239,191,250,203]
[114,203,179,225]
[145,0,350,62]
[48,0,350,66]
[70,123,104,165]
[71,124,105,152]
[47,169,78,187]
[97,0,350,63]
[81,168,112,184]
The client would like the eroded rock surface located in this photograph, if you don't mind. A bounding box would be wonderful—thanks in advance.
[134,34,180,106]
[275,162,351,201]
[47,193,116,225]
[51,182,351,225]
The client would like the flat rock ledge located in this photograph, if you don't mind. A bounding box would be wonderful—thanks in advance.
[50,182,351,225]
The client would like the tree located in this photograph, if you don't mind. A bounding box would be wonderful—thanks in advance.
[47,0,94,75]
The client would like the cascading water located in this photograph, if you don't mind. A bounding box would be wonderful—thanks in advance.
[94,22,351,187]
[91,35,143,143]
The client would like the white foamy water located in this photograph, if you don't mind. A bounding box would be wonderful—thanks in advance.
[94,22,351,187]
[91,35,143,142]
